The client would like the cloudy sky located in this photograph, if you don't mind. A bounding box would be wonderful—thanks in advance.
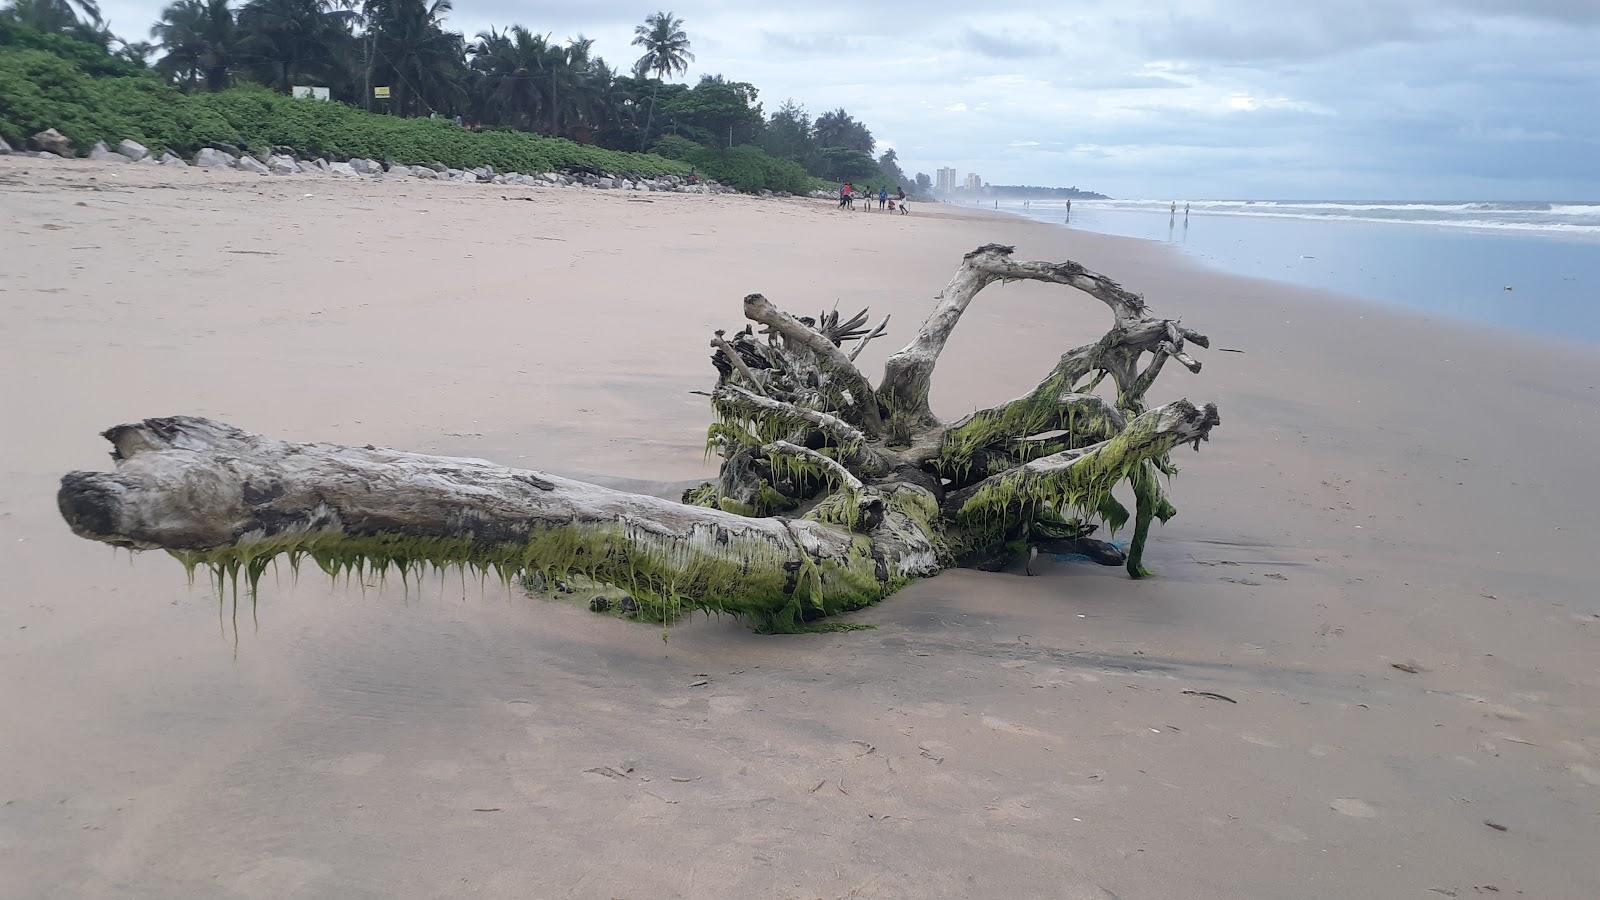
[97,0,1600,200]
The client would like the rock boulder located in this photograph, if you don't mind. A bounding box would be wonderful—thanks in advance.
[30,129,73,156]
[116,139,150,161]
[194,147,233,168]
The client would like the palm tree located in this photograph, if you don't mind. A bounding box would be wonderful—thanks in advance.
[363,0,463,117]
[235,0,349,93]
[115,38,157,65]
[538,35,596,137]
[1,0,102,34]
[469,25,547,130]
[152,0,236,91]
[66,0,99,24]
[568,52,620,141]
[630,10,691,145]
[585,60,649,148]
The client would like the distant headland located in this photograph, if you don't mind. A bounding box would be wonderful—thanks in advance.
[940,184,1110,201]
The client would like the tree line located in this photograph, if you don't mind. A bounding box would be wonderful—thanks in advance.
[0,0,930,190]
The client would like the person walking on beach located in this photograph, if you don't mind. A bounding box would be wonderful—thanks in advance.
[878,187,888,210]
[839,181,850,209]
[895,186,908,215]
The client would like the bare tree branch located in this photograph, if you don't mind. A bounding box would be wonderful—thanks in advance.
[56,417,928,630]
[877,244,1012,420]
[761,440,866,494]
[877,244,1197,423]
[712,384,869,449]
[847,314,891,362]
[712,331,767,394]
[743,293,884,434]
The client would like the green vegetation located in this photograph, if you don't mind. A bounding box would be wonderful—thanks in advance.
[0,30,690,175]
[652,134,810,193]
[172,518,897,635]
[2,4,934,194]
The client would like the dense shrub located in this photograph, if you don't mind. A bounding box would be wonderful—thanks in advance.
[190,88,690,176]
[650,136,811,193]
[0,48,235,150]
[0,32,690,178]
[648,134,700,160]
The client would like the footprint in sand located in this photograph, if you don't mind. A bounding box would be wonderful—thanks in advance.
[308,752,384,776]
[1330,798,1377,818]
[1260,821,1310,843]
[229,856,332,898]
[415,760,462,781]
[1487,703,1529,722]
[982,715,1052,739]
[906,701,955,718]
[1555,740,1589,759]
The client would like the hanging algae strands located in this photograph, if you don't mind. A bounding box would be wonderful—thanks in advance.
[57,246,1221,630]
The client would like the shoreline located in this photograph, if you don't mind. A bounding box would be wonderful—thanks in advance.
[4,158,1599,898]
[961,195,1600,350]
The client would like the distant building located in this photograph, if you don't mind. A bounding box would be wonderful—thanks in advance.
[964,172,983,190]
[935,167,958,193]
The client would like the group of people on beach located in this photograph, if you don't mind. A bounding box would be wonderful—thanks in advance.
[838,182,909,215]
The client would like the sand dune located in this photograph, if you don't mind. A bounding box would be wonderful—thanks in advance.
[2,155,1598,899]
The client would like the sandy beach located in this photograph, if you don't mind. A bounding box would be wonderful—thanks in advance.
[3,156,1599,898]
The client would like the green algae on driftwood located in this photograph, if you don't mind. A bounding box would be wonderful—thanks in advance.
[56,244,1219,630]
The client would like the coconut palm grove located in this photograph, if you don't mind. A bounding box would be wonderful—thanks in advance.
[0,1,930,193]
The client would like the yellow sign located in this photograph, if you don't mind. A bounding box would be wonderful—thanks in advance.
[373,86,391,99]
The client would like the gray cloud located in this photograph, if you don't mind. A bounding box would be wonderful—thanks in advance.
[89,0,1600,198]
[1144,3,1452,62]
[960,28,1058,58]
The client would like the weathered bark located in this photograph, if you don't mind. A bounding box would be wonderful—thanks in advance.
[711,331,767,395]
[712,384,869,449]
[878,244,1014,422]
[742,293,885,434]
[58,417,933,632]
[56,245,1224,630]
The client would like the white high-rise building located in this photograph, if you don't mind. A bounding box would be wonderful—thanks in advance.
[935,167,958,193]
[965,172,983,190]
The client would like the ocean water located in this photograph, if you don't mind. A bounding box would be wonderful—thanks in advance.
[988,199,1600,343]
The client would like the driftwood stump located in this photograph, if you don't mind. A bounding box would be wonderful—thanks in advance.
[57,245,1219,631]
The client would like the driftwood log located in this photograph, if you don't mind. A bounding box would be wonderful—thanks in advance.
[57,244,1219,632]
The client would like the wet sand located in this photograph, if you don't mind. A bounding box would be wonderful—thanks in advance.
[2,156,1598,899]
